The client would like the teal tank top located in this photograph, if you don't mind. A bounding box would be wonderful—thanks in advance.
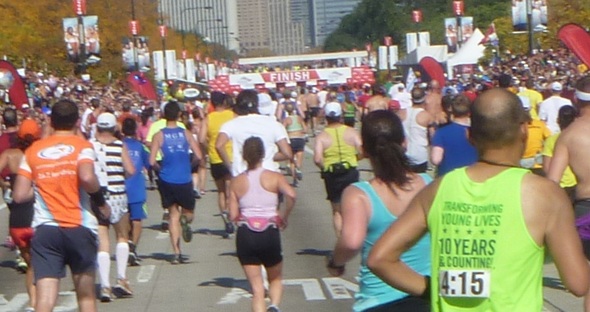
[353,174,432,311]
[286,115,303,132]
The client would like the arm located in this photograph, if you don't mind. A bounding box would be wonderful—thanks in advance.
[273,138,293,162]
[313,135,324,170]
[276,173,296,228]
[149,132,162,168]
[542,155,552,175]
[430,146,444,166]
[186,129,203,161]
[329,186,369,276]
[121,144,136,177]
[228,178,240,222]
[215,132,232,171]
[199,118,208,145]
[367,181,439,296]
[546,136,568,183]
[0,151,11,189]
[353,130,364,161]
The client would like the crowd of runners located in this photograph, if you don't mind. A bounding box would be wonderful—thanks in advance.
[2,45,590,312]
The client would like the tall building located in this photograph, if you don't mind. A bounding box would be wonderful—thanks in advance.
[237,0,305,56]
[290,0,313,48]
[311,0,362,47]
[160,0,239,52]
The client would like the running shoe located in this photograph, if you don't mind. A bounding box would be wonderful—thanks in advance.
[225,220,235,235]
[24,307,35,312]
[267,305,281,312]
[100,287,113,302]
[193,189,201,199]
[113,279,133,298]
[15,256,28,273]
[161,210,170,232]
[128,251,140,266]
[295,168,303,181]
[170,254,183,265]
[180,215,193,243]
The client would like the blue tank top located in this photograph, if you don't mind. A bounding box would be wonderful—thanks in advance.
[353,175,432,312]
[159,127,191,184]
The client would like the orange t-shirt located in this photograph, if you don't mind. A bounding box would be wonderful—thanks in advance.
[18,134,98,232]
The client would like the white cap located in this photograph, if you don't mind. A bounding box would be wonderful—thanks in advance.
[290,91,298,98]
[518,95,531,111]
[97,113,117,128]
[551,82,563,91]
[324,102,342,117]
[257,93,274,116]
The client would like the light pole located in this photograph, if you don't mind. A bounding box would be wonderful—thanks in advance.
[453,1,464,49]
[158,0,168,81]
[180,6,213,51]
[130,0,139,71]
[73,0,87,75]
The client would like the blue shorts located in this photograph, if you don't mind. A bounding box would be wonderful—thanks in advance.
[129,202,148,221]
[32,225,98,281]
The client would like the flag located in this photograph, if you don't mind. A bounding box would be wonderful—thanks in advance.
[558,23,590,68]
[127,71,157,100]
[406,67,417,92]
[479,23,498,46]
[0,61,28,110]
[419,57,446,87]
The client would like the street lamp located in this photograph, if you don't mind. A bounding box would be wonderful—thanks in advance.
[179,6,214,51]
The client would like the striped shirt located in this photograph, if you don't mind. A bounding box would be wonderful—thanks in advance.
[90,139,127,213]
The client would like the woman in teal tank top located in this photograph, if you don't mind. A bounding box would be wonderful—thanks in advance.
[327,110,431,311]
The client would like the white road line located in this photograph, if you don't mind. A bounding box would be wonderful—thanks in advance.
[0,203,6,211]
[136,265,156,283]
[283,278,326,300]
[0,293,28,312]
[304,145,314,155]
[322,277,358,300]
[156,232,169,240]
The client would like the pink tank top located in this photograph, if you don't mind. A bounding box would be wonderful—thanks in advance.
[239,167,279,223]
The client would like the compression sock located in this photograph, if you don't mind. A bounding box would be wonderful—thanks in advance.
[97,251,111,288]
[116,242,129,280]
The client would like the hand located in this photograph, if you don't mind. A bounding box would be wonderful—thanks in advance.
[275,215,288,230]
[326,254,345,277]
[98,203,111,221]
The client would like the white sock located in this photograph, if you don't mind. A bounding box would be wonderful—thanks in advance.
[97,251,111,288]
[116,242,129,280]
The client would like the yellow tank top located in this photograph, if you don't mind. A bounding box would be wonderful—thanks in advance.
[207,110,234,164]
[323,125,358,171]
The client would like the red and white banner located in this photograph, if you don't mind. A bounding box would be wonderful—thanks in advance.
[412,10,423,23]
[73,0,86,15]
[453,1,464,16]
[159,25,167,37]
[129,20,140,35]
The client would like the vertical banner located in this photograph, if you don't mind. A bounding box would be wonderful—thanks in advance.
[512,0,547,31]
[122,37,149,71]
[152,50,164,81]
[378,46,388,70]
[388,46,398,70]
[62,16,100,62]
[165,50,177,79]
[176,61,186,80]
[418,32,430,47]
[461,17,474,42]
[445,18,458,53]
[406,33,418,53]
[185,59,196,82]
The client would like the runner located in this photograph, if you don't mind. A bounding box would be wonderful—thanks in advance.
[282,102,307,187]
[327,110,431,312]
[13,99,110,312]
[91,112,136,301]
[539,82,573,134]
[368,88,589,311]
[149,101,203,264]
[401,88,435,173]
[314,102,363,237]
[121,118,150,266]
[0,119,41,312]
[229,136,296,312]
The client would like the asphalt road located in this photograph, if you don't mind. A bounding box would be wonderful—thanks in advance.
[0,141,584,311]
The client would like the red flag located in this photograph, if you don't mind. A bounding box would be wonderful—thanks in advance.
[126,71,157,100]
[558,23,590,68]
[419,57,446,87]
[0,61,28,110]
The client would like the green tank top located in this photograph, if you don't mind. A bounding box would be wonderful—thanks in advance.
[344,102,356,118]
[286,115,303,132]
[323,125,358,171]
[428,167,544,312]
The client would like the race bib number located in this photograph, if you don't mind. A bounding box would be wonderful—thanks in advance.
[439,270,490,298]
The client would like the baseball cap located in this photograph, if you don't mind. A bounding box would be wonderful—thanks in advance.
[551,82,563,91]
[18,119,41,140]
[257,93,274,116]
[290,91,298,98]
[324,102,342,117]
[97,113,117,128]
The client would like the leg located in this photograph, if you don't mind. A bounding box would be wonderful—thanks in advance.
[96,225,111,289]
[198,157,207,193]
[112,214,131,280]
[71,272,97,312]
[265,262,284,308]
[35,278,60,312]
[242,264,267,312]
[168,204,182,255]
[20,246,36,309]
[131,219,142,247]
[331,202,342,238]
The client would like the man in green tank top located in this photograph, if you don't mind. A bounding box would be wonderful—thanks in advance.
[367,88,589,311]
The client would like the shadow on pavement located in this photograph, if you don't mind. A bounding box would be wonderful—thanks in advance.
[142,252,173,262]
[295,248,331,257]
[0,260,16,268]
[199,277,250,291]
[543,277,566,291]
[196,228,231,238]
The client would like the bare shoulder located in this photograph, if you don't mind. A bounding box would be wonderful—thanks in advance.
[521,173,569,214]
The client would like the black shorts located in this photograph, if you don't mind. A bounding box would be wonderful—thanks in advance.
[322,168,359,203]
[159,180,196,210]
[309,107,320,117]
[190,154,199,173]
[210,163,231,180]
[290,138,306,153]
[236,225,282,267]
[32,225,98,280]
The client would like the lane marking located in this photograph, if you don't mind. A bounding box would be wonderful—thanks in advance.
[156,232,169,240]
[322,277,358,299]
[283,278,326,300]
[0,203,6,211]
[137,265,156,283]
[0,293,28,312]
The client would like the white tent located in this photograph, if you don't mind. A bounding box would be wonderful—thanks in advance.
[446,28,486,77]
[396,45,448,66]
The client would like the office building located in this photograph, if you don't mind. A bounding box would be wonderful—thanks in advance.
[311,0,361,47]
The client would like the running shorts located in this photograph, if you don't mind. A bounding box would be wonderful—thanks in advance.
[290,138,306,153]
[95,191,128,226]
[309,107,320,117]
[236,225,282,267]
[129,202,148,221]
[210,163,231,180]
[159,180,196,211]
[322,168,359,203]
[9,227,34,249]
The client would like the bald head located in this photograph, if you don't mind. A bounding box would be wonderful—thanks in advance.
[575,76,590,107]
[430,80,441,90]
[470,88,528,150]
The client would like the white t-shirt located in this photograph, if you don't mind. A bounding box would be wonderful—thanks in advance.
[219,114,289,176]
[539,95,573,134]
[317,90,328,108]
[80,108,93,134]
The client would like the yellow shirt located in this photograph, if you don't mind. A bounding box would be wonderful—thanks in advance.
[523,120,551,168]
[542,133,577,187]
[322,125,358,171]
[207,110,234,164]
[146,119,186,160]
[518,88,544,120]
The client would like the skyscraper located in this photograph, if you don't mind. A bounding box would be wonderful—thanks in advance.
[311,0,362,47]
